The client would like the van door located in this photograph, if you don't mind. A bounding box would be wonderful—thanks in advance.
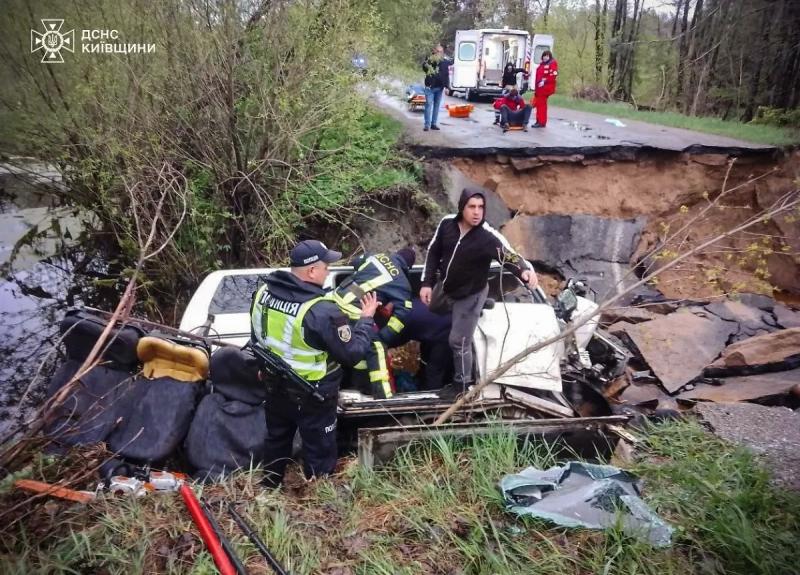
[452,30,480,89]
[531,34,554,65]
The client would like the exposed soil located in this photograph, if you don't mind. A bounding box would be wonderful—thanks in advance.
[450,150,800,299]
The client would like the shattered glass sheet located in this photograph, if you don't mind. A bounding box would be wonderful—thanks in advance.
[499,461,673,547]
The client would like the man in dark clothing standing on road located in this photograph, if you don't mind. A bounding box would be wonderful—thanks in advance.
[420,189,538,394]
[422,43,451,132]
[250,239,379,486]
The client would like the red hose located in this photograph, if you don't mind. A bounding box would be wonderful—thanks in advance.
[180,484,236,575]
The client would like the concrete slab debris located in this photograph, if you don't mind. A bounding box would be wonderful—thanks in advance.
[705,327,800,377]
[618,312,736,393]
[679,368,800,403]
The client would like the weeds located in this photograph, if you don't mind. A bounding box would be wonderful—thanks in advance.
[2,420,798,574]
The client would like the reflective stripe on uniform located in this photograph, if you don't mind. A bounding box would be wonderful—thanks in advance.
[387,316,404,333]
[331,291,361,320]
[369,341,392,398]
[250,284,330,381]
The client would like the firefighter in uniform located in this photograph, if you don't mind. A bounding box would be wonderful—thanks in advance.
[250,239,378,486]
[531,50,558,128]
[331,248,416,399]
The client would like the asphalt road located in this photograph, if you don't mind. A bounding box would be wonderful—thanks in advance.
[374,87,775,157]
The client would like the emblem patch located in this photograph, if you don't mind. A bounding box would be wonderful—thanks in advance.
[337,324,352,343]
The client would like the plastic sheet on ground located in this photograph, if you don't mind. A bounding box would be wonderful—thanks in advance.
[499,461,673,547]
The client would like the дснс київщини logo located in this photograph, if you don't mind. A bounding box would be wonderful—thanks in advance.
[31,19,75,63]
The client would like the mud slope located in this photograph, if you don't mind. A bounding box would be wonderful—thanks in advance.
[449,150,799,299]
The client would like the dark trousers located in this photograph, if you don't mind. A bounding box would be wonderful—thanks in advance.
[430,283,488,387]
[262,393,338,486]
[499,104,532,127]
[419,339,453,389]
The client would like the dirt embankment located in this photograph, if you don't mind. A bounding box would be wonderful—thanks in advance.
[448,150,800,300]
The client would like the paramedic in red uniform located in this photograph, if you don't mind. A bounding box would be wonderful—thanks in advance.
[531,50,558,128]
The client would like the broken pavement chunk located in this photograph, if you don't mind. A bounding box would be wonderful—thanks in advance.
[700,299,779,342]
[601,306,660,325]
[679,368,800,403]
[774,303,800,329]
[618,312,736,393]
[705,327,800,377]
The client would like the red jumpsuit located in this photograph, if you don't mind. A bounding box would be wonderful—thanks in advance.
[532,58,558,126]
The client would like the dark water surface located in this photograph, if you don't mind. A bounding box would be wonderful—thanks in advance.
[0,163,123,439]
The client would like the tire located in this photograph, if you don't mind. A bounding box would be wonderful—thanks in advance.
[465,88,474,102]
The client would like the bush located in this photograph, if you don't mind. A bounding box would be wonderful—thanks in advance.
[751,106,800,128]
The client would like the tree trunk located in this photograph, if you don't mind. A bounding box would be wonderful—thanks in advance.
[675,0,690,102]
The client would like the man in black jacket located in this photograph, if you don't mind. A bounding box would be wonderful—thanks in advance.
[420,188,538,393]
[422,44,452,132]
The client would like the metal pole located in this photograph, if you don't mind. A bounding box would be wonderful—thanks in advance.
[228,505,290,575]
[200,499,249,575]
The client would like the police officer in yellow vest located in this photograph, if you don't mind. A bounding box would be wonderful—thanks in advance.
[250,239,378,486]
[332,248,416,399]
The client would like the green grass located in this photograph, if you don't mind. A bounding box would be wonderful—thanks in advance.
[2,420,799,574]
[541,94,800,147]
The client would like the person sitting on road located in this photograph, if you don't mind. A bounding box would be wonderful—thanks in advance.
[493,86,532,132]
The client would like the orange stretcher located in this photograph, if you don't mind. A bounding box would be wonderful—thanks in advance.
[445,104,474,118]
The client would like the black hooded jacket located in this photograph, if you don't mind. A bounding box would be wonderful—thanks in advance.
[421,188,532,299]
[250,270,375,398]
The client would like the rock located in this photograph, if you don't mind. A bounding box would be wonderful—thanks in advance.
[496,154,510,164]
[581,158,615,166]
[607,320,636,335]
[618,312,736,393]
[705,328,800,376]
[483,174,503,192]
[609,148,638,162]
[620,382,670,406]
[688,153,729,166]
[775,303,800,329]
[767,253,800,295]
[538,154,584,163]
[601,307,660,325]
[509,157,544,172]
[736,292,775,312]
[701,299,780,342]
[683,383,695,391]
[679,368,800,403]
